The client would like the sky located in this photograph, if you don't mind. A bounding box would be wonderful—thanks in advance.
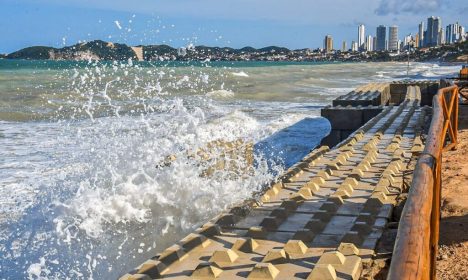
[0,0,467,53]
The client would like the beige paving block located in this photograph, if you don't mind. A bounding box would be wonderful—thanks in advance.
[125,274,152,280]
[136,260,167,278]
[334,189,351,198]
[262,249,288,263]
[317,251,346,265]
[307,264,337,280]
[248,263,280,280]
[336,255,363,280]
[284,240,308,255]
[209,249,239,264]
[191,262,223,279]
[233,238,259,253]
[159,244,186,265]
[317,170,331,179]
[181,233,210,251]
[337,243,360,256]
[196,223,221,237]
[343,177,358,188]
[247,227,269,239]
[298,187,314,199]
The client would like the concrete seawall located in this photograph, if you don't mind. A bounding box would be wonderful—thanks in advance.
[120,80,440,280]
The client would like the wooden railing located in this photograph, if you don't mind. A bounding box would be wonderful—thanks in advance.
[387,83,459,280]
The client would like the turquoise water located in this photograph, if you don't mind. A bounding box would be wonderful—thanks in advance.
[0,60,460,279]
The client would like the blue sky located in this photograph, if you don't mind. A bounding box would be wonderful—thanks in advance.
[1,0,467,53]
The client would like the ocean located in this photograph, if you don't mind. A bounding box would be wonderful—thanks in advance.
[0,60,460,279]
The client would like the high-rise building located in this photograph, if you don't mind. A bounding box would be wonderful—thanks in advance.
[358,24,365,51]
[415,34,420,48]
[446,22,464,44]
[376,25,386,51]
[324,35,333,53]
[418,22,424,47]
[460,26,466,42]
[388,26,399,51]
[341,41,347,52]
[351,41,358,52]
[439,28,445,45]
[366,35,373,51]
[426,16,442,46]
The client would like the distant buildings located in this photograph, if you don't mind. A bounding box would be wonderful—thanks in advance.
[324,35,333,53]
[366,35,374,51]
[351,41,358,52]
[358,24,366,51]
[376,25,386,51]
[388,26,399,51]
[418,22,425,48]
[426,16,442,47]
[445,22,465,44]
[316,16,465,54]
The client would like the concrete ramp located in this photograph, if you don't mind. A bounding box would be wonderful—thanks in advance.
[120,82,434,279]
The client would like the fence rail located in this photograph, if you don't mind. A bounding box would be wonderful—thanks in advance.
[387,83,459,280]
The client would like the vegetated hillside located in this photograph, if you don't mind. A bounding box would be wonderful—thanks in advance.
[58,40,137,60]
[7,46,57,59]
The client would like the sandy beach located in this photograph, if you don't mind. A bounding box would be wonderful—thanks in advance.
[437,105,468,279]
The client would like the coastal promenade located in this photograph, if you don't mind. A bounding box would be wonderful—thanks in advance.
[120,80,459,280]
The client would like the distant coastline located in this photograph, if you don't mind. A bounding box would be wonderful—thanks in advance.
[1,40,466,63]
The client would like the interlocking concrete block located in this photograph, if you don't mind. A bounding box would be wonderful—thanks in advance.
[317,170,331,179]
[270,207,289,220]
[196,223,221,237]
[260,217,281,230]
[181,233,210,251]
[320,202,340,212]
[290,193,307,203]
[334,189,351,198]
[298,187,314,198]
[126,274,152,280]
[310,177,325,186]
[159,244,186,266]
[284,240,308,255]
[337,243,360,256]
[307,264,337,280]
[248,263,280,280]
[343,177,358,188]
[305,219,327,233]
[364,192,388,212]
[215,214,239,226]
[349,169,364,180]
[262,249,288,263]
[191,262,223,279]
[302,182,322,194]
[317,251,346,265]
[351,222,372,235]
[136,260,167,278]
[280,200,300,211]
[336,255,363,280]
[209,249,239,264]
[247,227,269,239]
[233,238,259,253]
[292,229,316,242]
[321,106,364,130]
[341,231,364,246]
[314,211,333,222]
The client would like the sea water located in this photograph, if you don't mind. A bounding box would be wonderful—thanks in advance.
[0,60,460,279]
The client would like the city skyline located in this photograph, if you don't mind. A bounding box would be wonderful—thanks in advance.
[322,16,466,53]
[1,0,467,53]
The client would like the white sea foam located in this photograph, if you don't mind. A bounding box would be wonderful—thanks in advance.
[232,71,249,77]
